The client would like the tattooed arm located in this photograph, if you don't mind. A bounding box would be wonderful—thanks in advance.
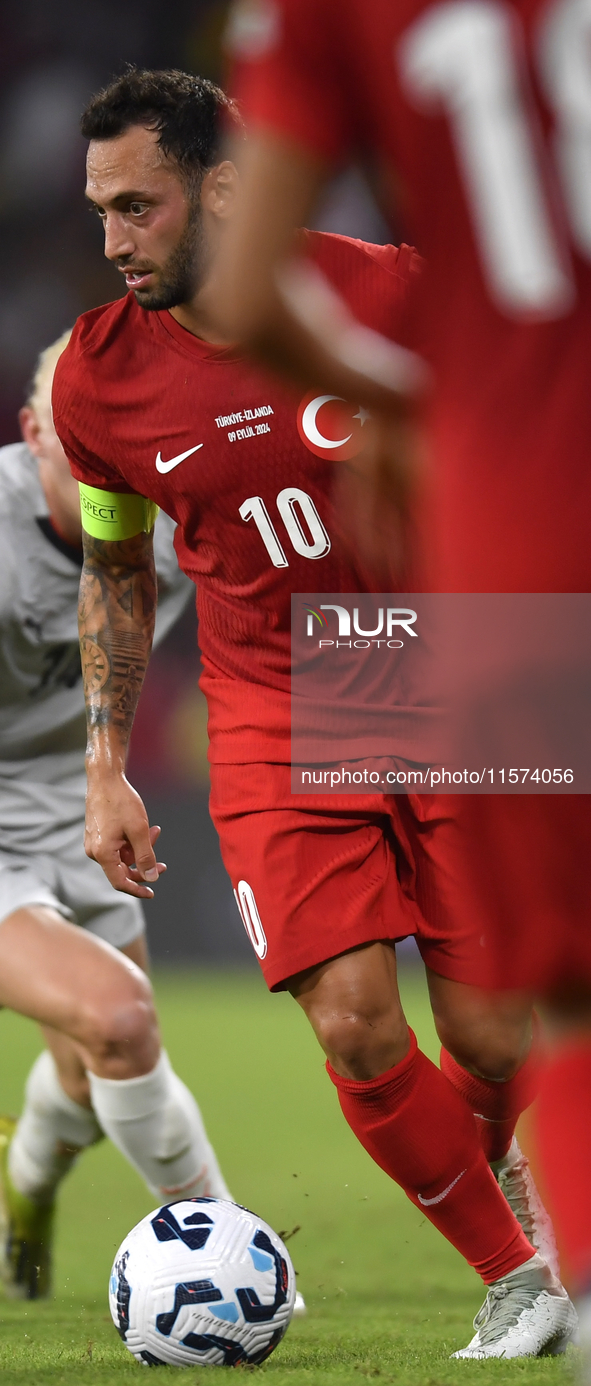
[79,529,165,897]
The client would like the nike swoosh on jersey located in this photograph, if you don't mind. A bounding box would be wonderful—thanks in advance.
[417,1169,467,1206]
[155,444,203,473]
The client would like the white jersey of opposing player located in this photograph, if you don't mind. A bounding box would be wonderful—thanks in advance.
[0,441,193,762]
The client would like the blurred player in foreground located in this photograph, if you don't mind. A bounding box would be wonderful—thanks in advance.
[52,69,576,1357]
[218,0,591,1362]
[0,333,231,1298]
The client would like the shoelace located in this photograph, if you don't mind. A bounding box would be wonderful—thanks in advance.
[473,1278,545,1344]
[497,1158,537,1243]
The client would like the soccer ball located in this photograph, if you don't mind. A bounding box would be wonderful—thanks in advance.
[109,1198,296,1367]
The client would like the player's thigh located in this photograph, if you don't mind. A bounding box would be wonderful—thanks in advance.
[211,762,420,992]
[0,904,152,1035]
[395,794,485,987]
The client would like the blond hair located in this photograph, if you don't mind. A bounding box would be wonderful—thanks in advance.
[26,329,73,416]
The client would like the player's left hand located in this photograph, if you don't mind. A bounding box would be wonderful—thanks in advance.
[84,770,167,898]
[120,824,167,892]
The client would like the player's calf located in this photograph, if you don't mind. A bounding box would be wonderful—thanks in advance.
[88,1050,232,1202]
[435,1003,560,1269]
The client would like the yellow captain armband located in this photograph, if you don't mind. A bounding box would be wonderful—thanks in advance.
[79,484,159,541]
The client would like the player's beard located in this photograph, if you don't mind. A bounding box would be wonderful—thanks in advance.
[131,197,206,312]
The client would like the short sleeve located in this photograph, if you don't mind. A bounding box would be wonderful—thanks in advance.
[300,230,424,346]
[226,0,352,165]
[52,335,130,493]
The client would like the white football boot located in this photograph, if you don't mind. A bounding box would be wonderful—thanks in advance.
[492,1138,560,1278]
[293,1291,307,1316]
[452,1254,577,1359]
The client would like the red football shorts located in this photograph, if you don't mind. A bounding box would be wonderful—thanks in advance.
[209,763,479,991]
[452,795,591,997]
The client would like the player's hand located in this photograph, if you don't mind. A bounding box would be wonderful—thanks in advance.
[84,771,167,898]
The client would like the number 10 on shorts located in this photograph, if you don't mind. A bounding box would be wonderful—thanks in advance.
[234,880,268,959]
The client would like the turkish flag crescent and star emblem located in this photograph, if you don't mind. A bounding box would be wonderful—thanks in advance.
[296,393,370,461]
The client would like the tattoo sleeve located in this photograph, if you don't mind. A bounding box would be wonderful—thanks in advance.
[78,530,157,758]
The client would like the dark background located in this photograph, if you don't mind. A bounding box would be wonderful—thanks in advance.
[1,0,391,963]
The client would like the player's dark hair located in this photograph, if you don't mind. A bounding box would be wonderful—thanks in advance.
[80,68,242,182]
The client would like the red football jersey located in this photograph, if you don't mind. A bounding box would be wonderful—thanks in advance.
[228,0,591,593]
[53,232,420,763]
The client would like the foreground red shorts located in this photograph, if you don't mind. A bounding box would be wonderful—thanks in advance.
[452,795,591,996]
[209,763,478,991]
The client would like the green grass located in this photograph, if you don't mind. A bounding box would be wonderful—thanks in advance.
[0,967,576,1384]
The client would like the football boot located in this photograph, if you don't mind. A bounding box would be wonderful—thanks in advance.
[452,1256,577,1359]
[0,1115,54,1299]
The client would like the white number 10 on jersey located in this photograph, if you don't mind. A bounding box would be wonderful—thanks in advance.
[239,488,331,567]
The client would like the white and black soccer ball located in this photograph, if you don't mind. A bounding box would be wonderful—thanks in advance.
[109,1198,296,1367]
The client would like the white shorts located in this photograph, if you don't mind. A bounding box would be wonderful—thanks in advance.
[0,753,144,950]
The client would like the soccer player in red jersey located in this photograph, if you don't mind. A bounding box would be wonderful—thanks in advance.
[52,70,576,1356]
[218,0,591,1337]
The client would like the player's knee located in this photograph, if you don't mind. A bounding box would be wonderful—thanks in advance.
[313,1003,408,1079]
[439,1016,525,1082]
[81,972,158,1068]
[472,1043,525,1083]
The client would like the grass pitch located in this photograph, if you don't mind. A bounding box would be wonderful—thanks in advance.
[0,966,575,1384]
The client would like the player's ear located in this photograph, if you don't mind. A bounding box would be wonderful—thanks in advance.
[19,406,42,456]
[201,160,239,220]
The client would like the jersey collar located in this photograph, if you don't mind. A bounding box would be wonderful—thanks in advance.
[155,309,243,363]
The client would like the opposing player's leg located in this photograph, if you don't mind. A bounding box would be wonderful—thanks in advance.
[0,907,229,1297]
[41,932,229,1200]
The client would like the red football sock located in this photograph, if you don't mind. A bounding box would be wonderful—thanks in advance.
[534,1040,591,1291]
[440,1035,541,1163]
[327,1030,534,1284]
